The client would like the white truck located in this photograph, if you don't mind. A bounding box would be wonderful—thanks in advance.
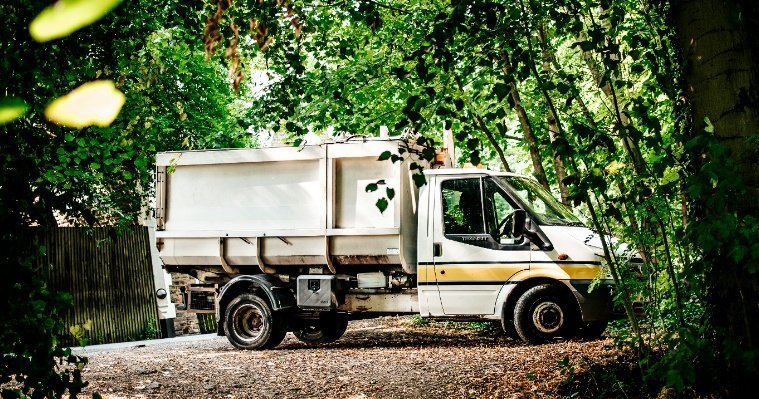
[154,138,617,349]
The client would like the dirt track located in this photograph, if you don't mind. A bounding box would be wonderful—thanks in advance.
[81,317,620,399]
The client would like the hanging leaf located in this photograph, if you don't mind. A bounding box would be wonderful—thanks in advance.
[412,173,427,188]
[386,187,395,200]
[376,197,389,213]
[30,0,124,42]
[377,150,392,161]
[493,82,509,101]
[0,97,28,124]
[45,80,125,128]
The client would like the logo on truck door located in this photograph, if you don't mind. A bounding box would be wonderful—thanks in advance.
[460,235,488,241]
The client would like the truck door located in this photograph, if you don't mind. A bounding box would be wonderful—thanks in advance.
[432,176,530,315]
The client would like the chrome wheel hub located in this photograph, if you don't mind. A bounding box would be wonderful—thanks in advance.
[233,304,265,341]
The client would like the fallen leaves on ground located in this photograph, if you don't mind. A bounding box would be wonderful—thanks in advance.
[81,317,626,399]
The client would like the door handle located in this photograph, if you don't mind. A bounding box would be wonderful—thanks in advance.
[433,242,442,257]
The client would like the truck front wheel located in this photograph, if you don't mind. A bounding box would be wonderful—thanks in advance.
[293,313,349,344]
[514,284,578,344]
[225,293,287,350]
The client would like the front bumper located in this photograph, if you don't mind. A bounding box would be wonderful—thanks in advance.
[566,279,623,322]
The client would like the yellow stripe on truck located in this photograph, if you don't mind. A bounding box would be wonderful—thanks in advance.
[417,262,604,283]
[417,263,528,283]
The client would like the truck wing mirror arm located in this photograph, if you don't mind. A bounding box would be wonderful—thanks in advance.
[511,210,526,237]
[513,210,553,251]
[524,229,553,251]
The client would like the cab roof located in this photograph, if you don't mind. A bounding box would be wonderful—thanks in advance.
[423,168,530,179]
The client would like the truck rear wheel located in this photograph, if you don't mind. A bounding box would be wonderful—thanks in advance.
[293,313,349,344]
[514,284,577,344]
[225,293,287,350]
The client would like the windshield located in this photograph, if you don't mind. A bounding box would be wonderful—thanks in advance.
[497,176,582,226]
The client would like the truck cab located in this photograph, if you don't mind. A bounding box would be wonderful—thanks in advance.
[417,169,613,342]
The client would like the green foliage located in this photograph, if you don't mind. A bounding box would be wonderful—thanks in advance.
[1,1,255,397]
[0,236,88,398]
[0,0,754,397]
[2,0,252,227]
[202,0,758,395]
[138,320,159,341]
[408,315,430,327]
[69,320,94,347]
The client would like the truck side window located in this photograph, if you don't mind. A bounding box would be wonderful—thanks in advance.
[484,178,520,242]
[441,178,485,235]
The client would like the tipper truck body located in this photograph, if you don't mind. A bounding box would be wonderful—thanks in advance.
[155,138,618,348]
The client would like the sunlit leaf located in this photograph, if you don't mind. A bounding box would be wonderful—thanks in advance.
[30,0,124,42]
[69,325,83,338]
[0,97,29,124]
[703,117,714,133]
[604,161,625,175]
[45,80,125,128]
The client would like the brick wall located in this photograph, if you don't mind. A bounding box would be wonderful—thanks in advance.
[170,273,201,336]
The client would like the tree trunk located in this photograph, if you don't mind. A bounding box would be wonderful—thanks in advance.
[576,27,647,174]
[545,101,570,205]
[672,0,759,390]
[537,26,571,205]
[473,113,512,173]
[501,51,550,190]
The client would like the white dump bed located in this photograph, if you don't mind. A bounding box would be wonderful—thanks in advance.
[155,139,424,276]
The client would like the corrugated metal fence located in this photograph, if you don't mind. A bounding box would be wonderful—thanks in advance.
[36,227,159,346]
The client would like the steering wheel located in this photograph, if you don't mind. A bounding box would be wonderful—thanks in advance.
[496,212,515,238]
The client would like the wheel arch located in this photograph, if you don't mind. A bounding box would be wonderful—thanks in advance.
[217,274,296,335]
[501,277,580,325]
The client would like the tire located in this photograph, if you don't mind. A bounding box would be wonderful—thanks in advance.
[501,318,520,339]
[514,284,578,344]
[500,304,519,339]
[224,293,287,350]
[577,321,608,340]
[293,313,349,344]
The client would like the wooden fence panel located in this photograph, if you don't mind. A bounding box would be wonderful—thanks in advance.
[35,227,159,346]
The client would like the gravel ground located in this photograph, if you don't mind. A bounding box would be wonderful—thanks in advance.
[81,316,621,399]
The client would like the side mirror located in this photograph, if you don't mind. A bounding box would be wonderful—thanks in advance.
[512,209,526,237]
